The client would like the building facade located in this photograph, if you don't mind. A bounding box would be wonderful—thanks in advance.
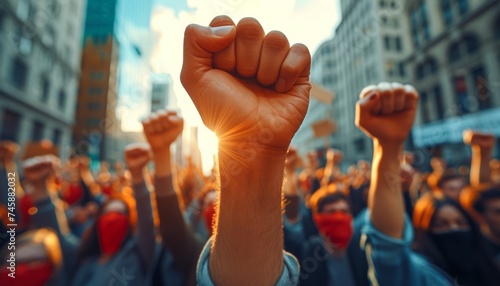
[73,0,121,163]
[296,0,412,168]
[407,0,500,167]
[150,73,175,113]
[0,0,86,158]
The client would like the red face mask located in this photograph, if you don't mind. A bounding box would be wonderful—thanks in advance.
[101,185,114,196]
[0,261,53,286]
[62,184,84,205]
[19,195,34,228]
[202,203,216,236]
[313,212,353,250]
[98,212,129,256]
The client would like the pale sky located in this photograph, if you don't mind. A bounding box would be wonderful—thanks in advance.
[118,0,341,172]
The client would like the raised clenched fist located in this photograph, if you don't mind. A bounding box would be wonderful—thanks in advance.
[124,143,152,179]
[181,16,311,154]
[22,155,59,184]
[463,130,496,149]
[142,110,184,154]
[355,82,419,145]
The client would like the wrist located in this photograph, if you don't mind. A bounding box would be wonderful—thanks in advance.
[129,169,145,184]
[153,151,172,177]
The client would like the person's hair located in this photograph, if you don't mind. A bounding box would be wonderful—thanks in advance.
[436,170,466,190]
[309,184,351,213]
[75,192,137,266]
[412,192,499,283]
[460,184,500,217]
[0,228,62,276]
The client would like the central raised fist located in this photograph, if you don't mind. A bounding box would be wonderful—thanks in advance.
[181,16,311,153]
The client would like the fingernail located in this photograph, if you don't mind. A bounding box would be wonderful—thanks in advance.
[211,25,234,36]
[275,78,287,92]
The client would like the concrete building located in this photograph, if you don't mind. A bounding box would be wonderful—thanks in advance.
[292,39,336,160]
[0,0,86,158]
[406,0,500,167]
[73,0,121,163]
[295,0,413,168]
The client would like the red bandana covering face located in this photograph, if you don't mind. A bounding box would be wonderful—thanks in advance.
[101,185,114,196]
[62,184,84,205]
[19,195,34,228]
[313,212,353,250]
[202,203,216,236]
[97,212,129,255]
[0,261,53,286]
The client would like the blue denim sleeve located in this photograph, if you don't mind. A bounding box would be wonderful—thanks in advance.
[360,211,453,286]
[197,238,300,286]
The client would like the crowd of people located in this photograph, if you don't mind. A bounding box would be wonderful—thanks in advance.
[1,15,500,286]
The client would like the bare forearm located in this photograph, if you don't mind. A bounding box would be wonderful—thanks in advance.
[153,150,172,177]
[369,141,405,239]
[210,146,285,286]
[470,145,492,186]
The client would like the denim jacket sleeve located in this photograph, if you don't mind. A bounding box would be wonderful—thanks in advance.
[360,211,453,286]
[196,238,300,286]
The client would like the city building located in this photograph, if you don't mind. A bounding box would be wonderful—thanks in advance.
[295,0,413,168]
[151,73,175,112]
[0,0,86,158]
[73,0,121,163]
[407,0,500,167]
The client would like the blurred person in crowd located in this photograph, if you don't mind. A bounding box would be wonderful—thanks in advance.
[283,154,370,286]
[181,15,312,285]
[461,184,500,268]
[185,183,217,242]
[460,130,500,268]
[141,110,203,286]
[434,171,467,202]
[355,82,453,285]
[413,192,500,285]
[21,152,158,286]
[0,228,64,286]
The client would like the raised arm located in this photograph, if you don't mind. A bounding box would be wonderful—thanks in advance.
[181,15,310,285]
[141,111,202,284]
[123,143,156,270]
[355,83,419,239]
[463,130,496,186]
[284,148,300,223]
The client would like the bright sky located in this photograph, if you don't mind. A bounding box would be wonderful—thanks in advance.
[118,0,341,173]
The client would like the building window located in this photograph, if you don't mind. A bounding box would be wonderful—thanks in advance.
[85,118,101,127]
[458,0,469,15]
[464,35,479,55]
[495,18,500,39]
[10,58,28,90]
[32,121,45,141]
[395,37,402,51]
[441,0,453,26]
[398,62,405,77]
[471,66,492,111]
[453,76,470,114]
[1,110,21,141]
[88,87,103,95]
[58,90,66,109]
[52,128,62,145]
[448,43,461,63]
[0,10,5,30]
[90,71,105,81]
[384,36,391,50]
[420,91,431,123]
[87,102,102,111]
[433,85,445,120]
[416,64,425,80]
[41,77,50,102]
[354,138,366,153]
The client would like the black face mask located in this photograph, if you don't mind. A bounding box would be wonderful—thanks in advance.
[432,230,478,273]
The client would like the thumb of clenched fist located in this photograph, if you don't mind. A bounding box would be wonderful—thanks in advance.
[181,16,311,153]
